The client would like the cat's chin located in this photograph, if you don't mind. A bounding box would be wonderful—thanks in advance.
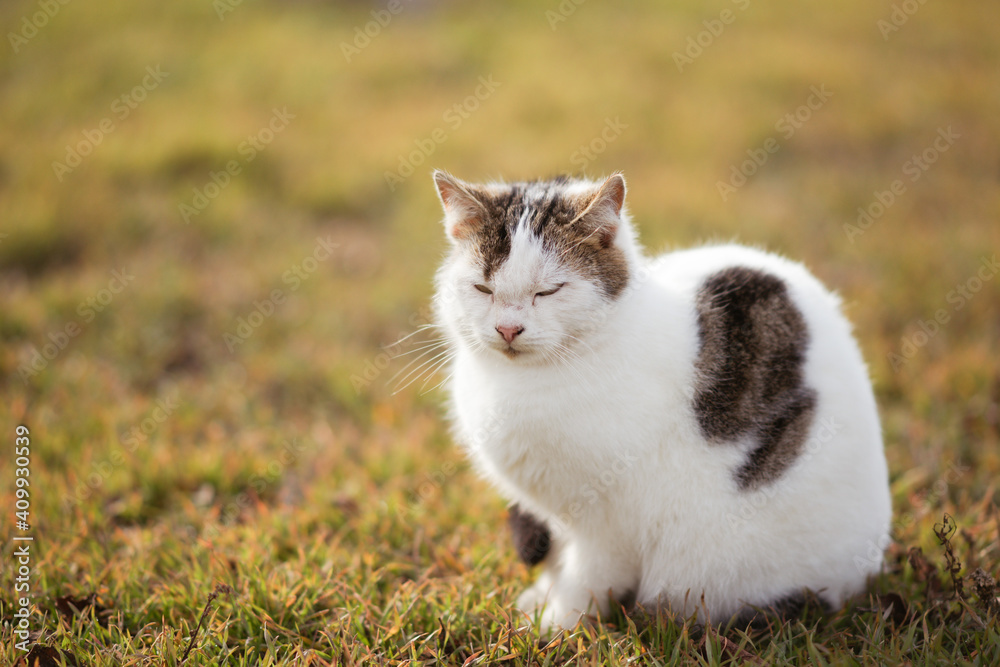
[490,344,533,361]
[483,342,567,366]
[472,338,536,362]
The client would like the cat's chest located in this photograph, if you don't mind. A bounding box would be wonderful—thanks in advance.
[451,348,680,473]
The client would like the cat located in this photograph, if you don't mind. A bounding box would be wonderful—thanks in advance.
[429,169,892,632]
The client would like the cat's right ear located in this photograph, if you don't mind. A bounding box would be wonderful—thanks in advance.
[433,170,484,242]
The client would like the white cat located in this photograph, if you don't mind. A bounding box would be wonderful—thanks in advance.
[430,170,891,632]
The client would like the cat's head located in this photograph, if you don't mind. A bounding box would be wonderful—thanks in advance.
[432,170,637,363]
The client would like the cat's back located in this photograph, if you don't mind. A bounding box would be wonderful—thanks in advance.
[633,242,890,613]
[649,242,868,389]
[650,243,841,314]
[647,242,879,441]
[639,242,885,510]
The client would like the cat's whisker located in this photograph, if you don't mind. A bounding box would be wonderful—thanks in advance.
[386,342,444,376]
[553,344,592,387]
[421,371,455,395]
[542,340,586,385]
[389,338,449,359]
[387,344,450,390]
[385,323,444,349]
[411,349,456,391]
[566,345,603,385]
[417,352,457,394]
[562,332,596,357]
[390,348,451,391]
[391,347,454,394]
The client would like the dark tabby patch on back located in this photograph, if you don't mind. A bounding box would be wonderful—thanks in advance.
[464,179,629,299]
[508,504,551,566]
[693,266,817,490]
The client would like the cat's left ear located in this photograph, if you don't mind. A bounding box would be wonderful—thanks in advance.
[572,173,626,249]
[433,170,485,242]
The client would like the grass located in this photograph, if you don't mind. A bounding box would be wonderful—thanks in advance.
[1,0,998,664]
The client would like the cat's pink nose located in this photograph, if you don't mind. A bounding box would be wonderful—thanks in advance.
[496,325,524,344]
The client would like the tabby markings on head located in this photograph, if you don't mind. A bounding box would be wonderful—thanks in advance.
[693,266,817,490]
[460,179,630,299]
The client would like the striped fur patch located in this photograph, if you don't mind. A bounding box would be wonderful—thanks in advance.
[693,266,817,490]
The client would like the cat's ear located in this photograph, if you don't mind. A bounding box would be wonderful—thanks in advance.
[433,170,485,242]
[571,173,626,249]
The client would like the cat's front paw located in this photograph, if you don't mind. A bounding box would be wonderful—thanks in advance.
[515,573,552,617]
[537,604,589,636]
[516,577,591,635]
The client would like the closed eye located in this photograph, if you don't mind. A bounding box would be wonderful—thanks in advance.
[474,284,493,294]
[535,283,565,298]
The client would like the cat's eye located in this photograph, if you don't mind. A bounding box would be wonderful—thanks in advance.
[535,283,565,298]
[474,284,493,295]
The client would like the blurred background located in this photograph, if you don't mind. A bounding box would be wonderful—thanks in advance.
[1,0,998,661]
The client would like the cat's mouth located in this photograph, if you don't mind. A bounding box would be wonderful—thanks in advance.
[483,334,543,360]
[501,345,521,358]
[491,339,528,359]
[490,337,565,361]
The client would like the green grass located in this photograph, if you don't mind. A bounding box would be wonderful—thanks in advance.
[1,0,998,664]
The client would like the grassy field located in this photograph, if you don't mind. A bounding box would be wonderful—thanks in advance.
[1,0,998,664]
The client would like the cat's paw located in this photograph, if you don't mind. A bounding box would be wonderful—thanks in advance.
[536,603,588,636]
[516,578,591,635]
[515,575,552,616]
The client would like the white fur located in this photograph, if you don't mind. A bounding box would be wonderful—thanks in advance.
[435,196,891,632]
